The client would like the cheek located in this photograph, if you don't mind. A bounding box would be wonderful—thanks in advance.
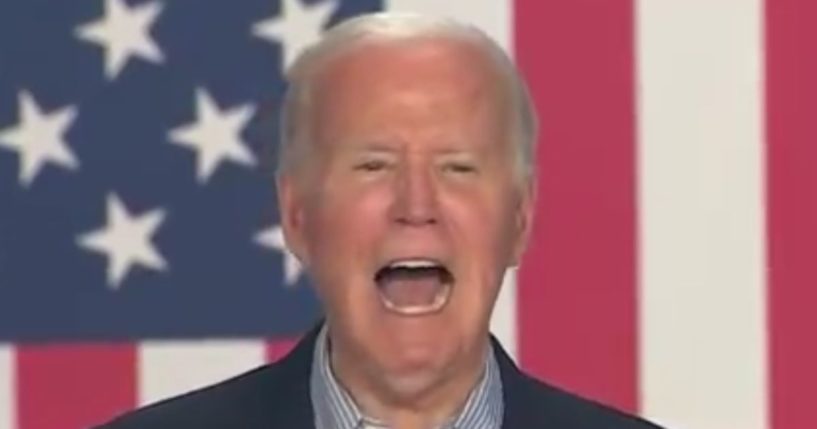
[441,188,512,299]
[302,182,392,294]
[306,180,390,247]
[444,187,513,259]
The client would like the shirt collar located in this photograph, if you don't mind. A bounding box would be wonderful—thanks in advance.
[310,325,504,429]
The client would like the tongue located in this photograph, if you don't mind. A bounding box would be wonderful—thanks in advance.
[378,274,445,308]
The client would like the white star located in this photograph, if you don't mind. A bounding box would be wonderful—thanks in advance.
[0,91,78,187]
[253,0,336,69]
[77,193,167,289]
[76,0,164,80]
[168,88,257,183]
[255,225,303,287]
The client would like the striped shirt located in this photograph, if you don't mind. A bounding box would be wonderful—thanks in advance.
[310,326,504,429]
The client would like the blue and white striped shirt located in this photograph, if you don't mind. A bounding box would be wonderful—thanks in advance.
[310,326,503,429]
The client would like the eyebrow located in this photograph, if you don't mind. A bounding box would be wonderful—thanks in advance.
[343,140,401,153]
[342,139,484,156]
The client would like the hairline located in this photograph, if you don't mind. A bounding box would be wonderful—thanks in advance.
[276,13,538,187]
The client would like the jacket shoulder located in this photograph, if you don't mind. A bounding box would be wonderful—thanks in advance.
[97,325,321,428]
[96,363,288,429]
[508,372,665,429]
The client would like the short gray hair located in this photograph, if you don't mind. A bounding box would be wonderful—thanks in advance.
[277,12,538,181]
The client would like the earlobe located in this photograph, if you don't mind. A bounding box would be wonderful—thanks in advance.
[277,175,309,267]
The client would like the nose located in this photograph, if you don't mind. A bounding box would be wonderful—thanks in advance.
[391,163,438,227]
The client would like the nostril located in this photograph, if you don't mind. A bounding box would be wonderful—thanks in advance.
[393,193,438,225]
[392,199,438,225]
[396,213,437,226]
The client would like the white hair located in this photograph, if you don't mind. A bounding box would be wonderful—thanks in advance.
[277,12,538,181]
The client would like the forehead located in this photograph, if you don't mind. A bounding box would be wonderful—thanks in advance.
[319,36,502,88]
[308,37,511,142]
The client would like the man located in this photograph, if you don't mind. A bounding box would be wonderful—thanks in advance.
[100,12,663,429]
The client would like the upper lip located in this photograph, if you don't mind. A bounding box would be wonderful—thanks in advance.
[383,257,445,268]
[377,256,449,271]
[374,256,455,283]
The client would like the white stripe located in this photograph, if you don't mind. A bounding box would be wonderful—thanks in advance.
[0,346,14,429]
[138,340,266,406]
[492,269,517,361]
[384,0,512,54]
[385,0,517,361]
[636,1,767,428]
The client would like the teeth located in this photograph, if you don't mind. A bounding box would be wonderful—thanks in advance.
[387,259,441,269]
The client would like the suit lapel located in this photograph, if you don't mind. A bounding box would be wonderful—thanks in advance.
[491,336,547,428]
[262,323,324,428]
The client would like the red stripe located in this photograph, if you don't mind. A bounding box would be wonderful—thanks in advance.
[514,0,639,412]
[766,0,817,427]
[266,339,297,363]
[15,344,136,429]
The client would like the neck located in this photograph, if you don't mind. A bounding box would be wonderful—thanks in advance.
[330,337,489,429]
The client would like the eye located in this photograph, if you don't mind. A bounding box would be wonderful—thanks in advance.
[443,162,477,174]
[354,159,390,172]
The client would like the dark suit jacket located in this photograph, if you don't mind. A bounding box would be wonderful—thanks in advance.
[98,324,663,428]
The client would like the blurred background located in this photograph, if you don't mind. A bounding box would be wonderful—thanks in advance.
[0,0,814,428]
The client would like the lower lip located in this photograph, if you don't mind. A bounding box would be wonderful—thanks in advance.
[377,282,453,316]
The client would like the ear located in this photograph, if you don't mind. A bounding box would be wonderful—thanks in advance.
[277,174,310,267]
[509,179,535,267]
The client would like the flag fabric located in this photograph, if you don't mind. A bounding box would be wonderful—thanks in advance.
[0,0,814,428]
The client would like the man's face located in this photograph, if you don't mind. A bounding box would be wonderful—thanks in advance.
[279,38,533,396]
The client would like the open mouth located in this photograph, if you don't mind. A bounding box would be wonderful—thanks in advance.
[374,258,454,316]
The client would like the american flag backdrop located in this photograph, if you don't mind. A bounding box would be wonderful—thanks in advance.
[0,0,814,428]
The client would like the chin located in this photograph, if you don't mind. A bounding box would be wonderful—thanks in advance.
[378,365,447,400]
[374,344,453,396]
